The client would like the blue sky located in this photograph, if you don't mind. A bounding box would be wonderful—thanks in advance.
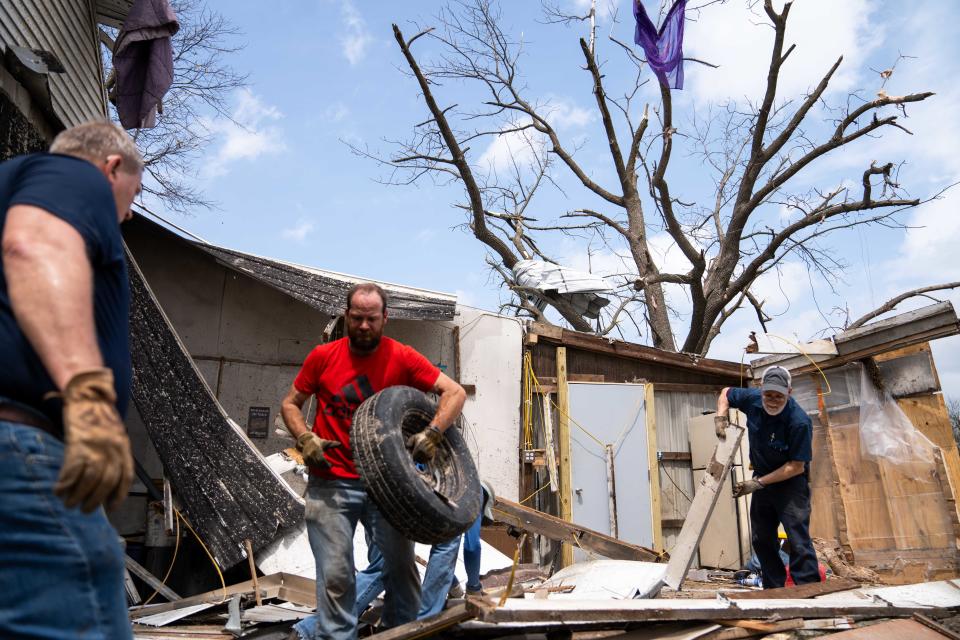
[148,0,960,399]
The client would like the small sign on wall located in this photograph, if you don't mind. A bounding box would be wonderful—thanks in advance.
[247,406,270,439]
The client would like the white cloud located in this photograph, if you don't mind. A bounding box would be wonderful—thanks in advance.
[544,99,594,129]
[416,228,437,244]
[325,102,350,123]
[684,0,877,105]
[204,89,286,178]
[476,125,545,173]
[281,217,316,243]
[340,0,372,65]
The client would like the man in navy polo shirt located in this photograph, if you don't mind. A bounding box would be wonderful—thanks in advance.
[715,366,820,588]
[0,120,142,638]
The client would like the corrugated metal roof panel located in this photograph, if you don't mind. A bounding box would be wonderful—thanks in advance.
[0,0,107,127]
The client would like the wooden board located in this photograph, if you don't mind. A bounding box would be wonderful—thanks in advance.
[724,576,859,600]
[556,347,573,568]
[663,423,745,589]
[491,497,659,562]
[824,618,952,639]
[370,603,473,640]
[466,596,940,624]
[899,393,960,520]
[646,383,664,552]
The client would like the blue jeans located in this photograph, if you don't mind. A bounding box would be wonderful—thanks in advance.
[463,514,482,592]
[355,533,461,619]
[294,478,420,640]
[0,420,132,639]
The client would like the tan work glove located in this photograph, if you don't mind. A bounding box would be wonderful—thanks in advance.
[54,368,133,513]
[714,414,729,440]
[733,478,764,498]
[297,432,342,470]
[407,425,443,464]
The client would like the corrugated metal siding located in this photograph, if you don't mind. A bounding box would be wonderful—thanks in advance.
[0,0,106,127]
[654,390,716,554]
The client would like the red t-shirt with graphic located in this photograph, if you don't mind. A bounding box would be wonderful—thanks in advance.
[293,336,441,479]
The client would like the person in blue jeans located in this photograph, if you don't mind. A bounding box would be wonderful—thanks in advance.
[281,284,467,640]
[354,482,492,620]
[715,366,820,590]
[0,121,143,638]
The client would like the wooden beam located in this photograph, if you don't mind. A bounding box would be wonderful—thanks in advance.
[663,422,745,590]
[710,619,804,639]
[724,576,859,600]
[491,497,660,562]
[660,451,693,461]
[466,598,940,624]
[369,603,473,640]
[124,556,181,603]
[556,346,574,568]
[654,382,730,394]
[534,329,744,378]
[645,383,663,552]
[127,573,309,618]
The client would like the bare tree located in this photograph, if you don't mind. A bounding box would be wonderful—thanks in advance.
[101,0,247,212]
[373,0,949,353]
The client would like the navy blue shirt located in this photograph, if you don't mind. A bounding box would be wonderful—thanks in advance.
[0,153,131,428]
[726,387,812,478]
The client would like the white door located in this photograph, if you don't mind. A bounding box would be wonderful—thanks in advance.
[567,382,652,562]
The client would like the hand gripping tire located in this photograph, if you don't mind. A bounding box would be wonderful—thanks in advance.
[352,386,482,544]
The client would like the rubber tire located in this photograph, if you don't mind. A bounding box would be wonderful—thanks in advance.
[352,386,481,544]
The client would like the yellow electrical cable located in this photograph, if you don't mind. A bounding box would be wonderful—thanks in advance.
[519,483,551,505]
[497,532,527,607]
[140,511,181,607]
[174,507,227,603]
[758,333,832,395]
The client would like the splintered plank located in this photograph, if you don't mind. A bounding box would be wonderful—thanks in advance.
[466,597,941,624]
[491,497,660,562]
[824,618,953,639]
[369,603,473,640]
[662,423,744,590]
[724,576,859,600]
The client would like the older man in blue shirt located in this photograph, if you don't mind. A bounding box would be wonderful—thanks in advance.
[715,366,820,588]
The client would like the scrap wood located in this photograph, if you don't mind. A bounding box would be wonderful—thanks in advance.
[465,597,945,625]
[491,497,661,562]
[824,617,955,639]
[132,623,232,639]
[813,538,880,583]
[663,424,745,590]
[368,603,473,640]
[125,555,181,603]
[914,613,960,640]
[129,573,314,619]
[724,576,859,600]
[703,618,803,639]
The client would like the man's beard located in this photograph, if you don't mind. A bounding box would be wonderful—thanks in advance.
[348,329,381,354]
[763,401,786,416]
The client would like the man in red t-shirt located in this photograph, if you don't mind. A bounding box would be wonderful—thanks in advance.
[281,283,465,640]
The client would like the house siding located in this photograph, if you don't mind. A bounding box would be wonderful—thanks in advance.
[0,0,107,128]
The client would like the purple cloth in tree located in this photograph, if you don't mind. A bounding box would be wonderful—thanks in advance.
[113,0,179,129]
[633,0,687,90]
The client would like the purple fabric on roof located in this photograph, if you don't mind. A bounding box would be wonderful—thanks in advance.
[113,0,179,129]
[633,0,687,90]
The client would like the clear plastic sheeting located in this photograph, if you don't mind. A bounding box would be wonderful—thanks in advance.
[512,260,612,320]
[859,366,936,466]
